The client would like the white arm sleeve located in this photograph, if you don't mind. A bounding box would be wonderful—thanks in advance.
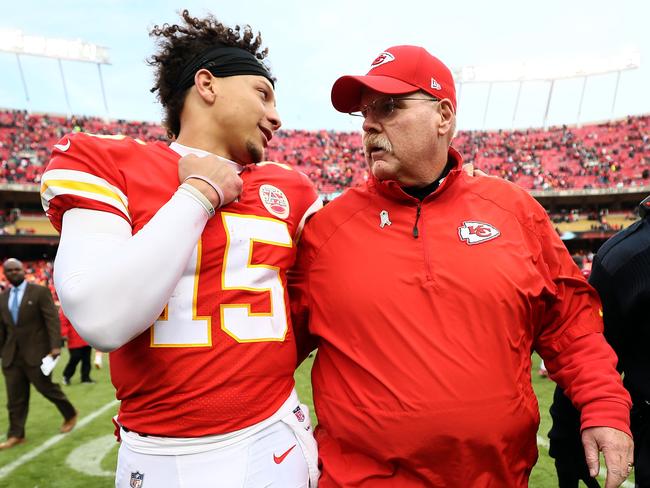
[54,190,209,352]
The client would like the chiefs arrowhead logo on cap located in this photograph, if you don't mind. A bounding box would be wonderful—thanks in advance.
[458,221,500,245]
[370,52,395,69]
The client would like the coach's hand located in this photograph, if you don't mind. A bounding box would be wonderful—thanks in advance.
[178,154,243,208]
[461,163,488,177]
[582,426,633,488]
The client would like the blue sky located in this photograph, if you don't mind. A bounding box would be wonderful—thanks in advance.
[0,0,646,132]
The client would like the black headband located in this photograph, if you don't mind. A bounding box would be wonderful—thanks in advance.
[174,45,274,94]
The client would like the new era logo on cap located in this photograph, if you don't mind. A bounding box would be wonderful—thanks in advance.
[331,45,457,113]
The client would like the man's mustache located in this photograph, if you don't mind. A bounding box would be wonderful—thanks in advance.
[363,133,393,154]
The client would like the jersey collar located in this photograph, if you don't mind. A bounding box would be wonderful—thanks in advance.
[169,142,244,174]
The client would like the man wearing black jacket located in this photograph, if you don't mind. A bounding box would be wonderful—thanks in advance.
[549,196,650,487]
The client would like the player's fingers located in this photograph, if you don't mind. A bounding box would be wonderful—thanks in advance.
[220,174,243,205]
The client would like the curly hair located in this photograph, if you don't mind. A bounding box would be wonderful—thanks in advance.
[148,10,271,139]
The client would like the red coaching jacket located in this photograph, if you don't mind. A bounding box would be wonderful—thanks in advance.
[290,147,631,487]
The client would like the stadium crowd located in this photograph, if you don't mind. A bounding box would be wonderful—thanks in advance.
[0,109,647,292]
[1,109,649,195]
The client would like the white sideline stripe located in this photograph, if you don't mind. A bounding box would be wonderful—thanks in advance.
[537,435,634,488]
[0,399,119,479]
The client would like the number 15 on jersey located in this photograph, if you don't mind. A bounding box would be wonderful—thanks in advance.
[151,213,293,347]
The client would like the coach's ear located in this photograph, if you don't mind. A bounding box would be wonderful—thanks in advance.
[193,69,217,104]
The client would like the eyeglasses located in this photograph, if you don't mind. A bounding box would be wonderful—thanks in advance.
[350,95,440,119]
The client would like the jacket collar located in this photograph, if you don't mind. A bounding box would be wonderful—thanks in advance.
[368,146,464,203]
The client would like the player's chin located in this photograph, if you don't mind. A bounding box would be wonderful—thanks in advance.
[245,140,265,165]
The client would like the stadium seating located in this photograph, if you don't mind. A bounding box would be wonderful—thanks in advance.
[1,108,648,195]
[3,109,647,295]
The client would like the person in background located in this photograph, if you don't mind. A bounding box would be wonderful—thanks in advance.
[550,195,650,488]
[0,258,77,449]
[60,308,94,385]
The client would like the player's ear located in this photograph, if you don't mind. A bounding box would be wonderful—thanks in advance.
[194,69,217,104]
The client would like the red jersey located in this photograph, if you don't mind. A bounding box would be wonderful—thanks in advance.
[42,132,320,437]
[60,310,88,349]
[290,147,630,487]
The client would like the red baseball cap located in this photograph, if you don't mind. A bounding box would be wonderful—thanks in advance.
[331,45,457,113]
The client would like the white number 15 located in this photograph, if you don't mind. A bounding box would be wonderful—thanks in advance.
[151,213,292,347]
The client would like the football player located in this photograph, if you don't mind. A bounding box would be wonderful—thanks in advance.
[41,11,320,488]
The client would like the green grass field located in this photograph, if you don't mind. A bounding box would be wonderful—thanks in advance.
[0,351,630,487]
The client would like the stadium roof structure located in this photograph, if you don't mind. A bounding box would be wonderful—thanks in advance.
[454,49,640,129]
[0,29,111,116]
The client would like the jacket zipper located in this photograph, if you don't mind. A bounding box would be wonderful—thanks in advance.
[413,203,422,238]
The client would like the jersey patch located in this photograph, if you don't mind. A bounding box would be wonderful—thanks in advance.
[259,184,290,220]
[458,221,500,245]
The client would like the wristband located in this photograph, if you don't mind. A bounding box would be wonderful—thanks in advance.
[178,183,215,218]
[185,174,225,209]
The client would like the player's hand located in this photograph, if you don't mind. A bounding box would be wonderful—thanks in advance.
[178,154,243,208]
[582,426,633,488]
[50,347,61,359]
[461,163,488,177]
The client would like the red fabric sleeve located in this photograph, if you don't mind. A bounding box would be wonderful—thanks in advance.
[288,219,319,366]
[532,209,605,357]
[41,133,131,233]
[544,333,631,435]
[530,208,631,435]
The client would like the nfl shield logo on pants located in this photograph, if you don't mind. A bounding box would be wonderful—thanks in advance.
[293,406,305,422]
[130,472,144,488]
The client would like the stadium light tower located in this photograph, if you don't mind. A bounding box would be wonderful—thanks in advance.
[454,50,640,129]
[0,29,111,116]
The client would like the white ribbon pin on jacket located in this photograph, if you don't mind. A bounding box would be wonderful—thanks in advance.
[380,210,392,228]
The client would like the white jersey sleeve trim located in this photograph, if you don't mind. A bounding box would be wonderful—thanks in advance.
[41,169,131,221]
[294,195,323,242]
[54,189,209,351]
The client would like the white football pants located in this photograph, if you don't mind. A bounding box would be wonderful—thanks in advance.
[115,420,310,488]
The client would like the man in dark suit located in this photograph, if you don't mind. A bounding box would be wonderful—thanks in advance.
[0,258,77,449]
